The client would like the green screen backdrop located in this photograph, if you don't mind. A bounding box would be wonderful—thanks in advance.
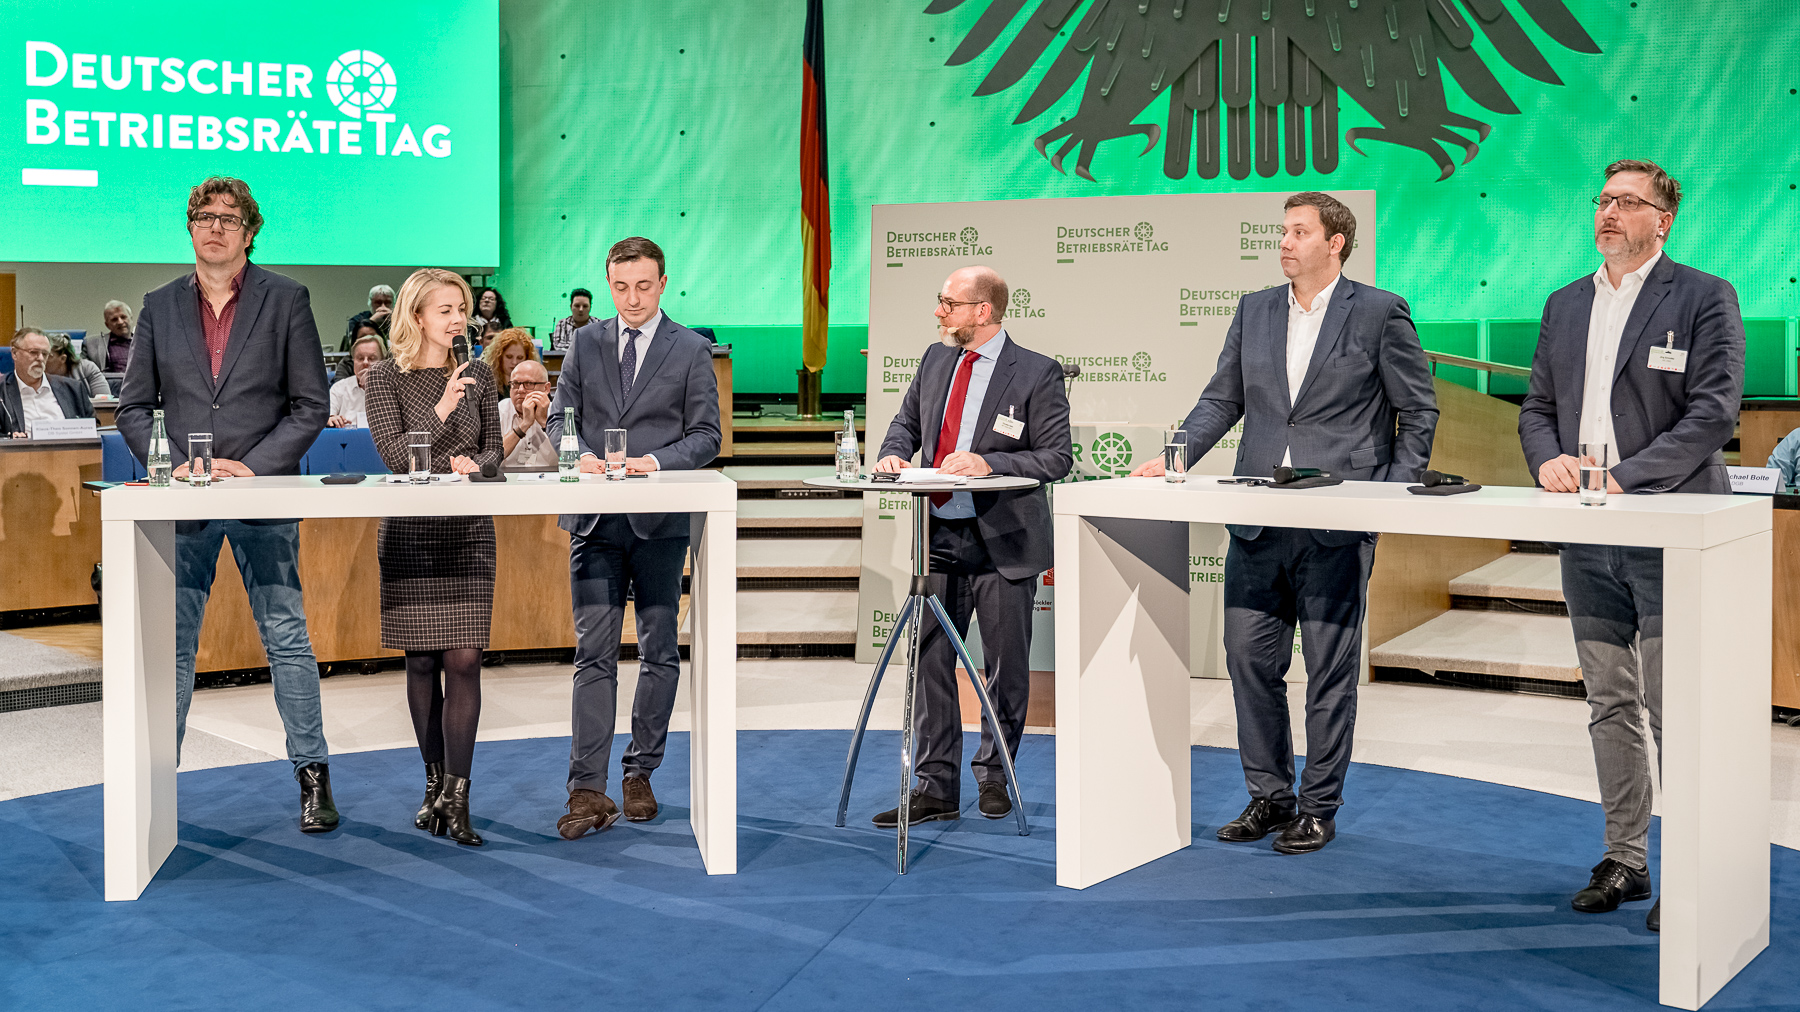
[2,0,498,266]
[495,0,1797,393]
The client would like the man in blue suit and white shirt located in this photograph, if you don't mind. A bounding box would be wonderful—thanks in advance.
[872,266,1072,826]
[117,176,337,833]
[548,236,721,838]
[1134,192,1437,854]
[1519,160,1744,933]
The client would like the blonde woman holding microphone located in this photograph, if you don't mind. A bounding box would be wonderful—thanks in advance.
[364,268,502,846]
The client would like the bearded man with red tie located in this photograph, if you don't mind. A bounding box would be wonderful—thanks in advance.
[871,266,1072,826]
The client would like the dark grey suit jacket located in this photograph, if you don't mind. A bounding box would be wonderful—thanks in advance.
[1518,254,1744,495]
[878,333,1073,580]
[1181,276,1439,545]
[2,373,94,433]
[117,263,329,477]
[547,314,722,541]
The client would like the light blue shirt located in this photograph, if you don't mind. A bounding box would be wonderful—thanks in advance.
[931,330,1008,519]
[1771,427,1800,490]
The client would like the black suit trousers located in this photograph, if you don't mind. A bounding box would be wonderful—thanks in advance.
[912,516,1036,802]
[1223,527,1375,818]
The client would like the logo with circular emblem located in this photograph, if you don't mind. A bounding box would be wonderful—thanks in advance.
[325,50,397,121]
[959,226,980,246]
[1133,221,1155,242]
[1131,350,1152,371]
[1090,432,1134,476]
[1012,288,1031,309]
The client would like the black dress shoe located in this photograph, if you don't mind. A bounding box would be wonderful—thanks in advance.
[1216,799,1298,842]
[977,782,1012,819]
[1272,813,1335,854]
[1570,858,1652,913]
[428,773,483,846]
[414,761,444,831]
[1646,899,1660,932]
[871,790,959,828]
[297,763,339,833]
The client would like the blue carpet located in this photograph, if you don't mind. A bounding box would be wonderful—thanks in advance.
[2,731,1796,1011]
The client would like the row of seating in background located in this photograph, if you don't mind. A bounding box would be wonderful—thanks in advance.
[99,428,390,482]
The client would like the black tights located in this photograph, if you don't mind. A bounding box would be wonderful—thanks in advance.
[405,649,483,778]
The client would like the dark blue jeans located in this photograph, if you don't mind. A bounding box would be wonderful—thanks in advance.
[175,520,327,770]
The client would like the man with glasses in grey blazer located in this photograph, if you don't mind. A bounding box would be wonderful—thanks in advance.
[1520,160,1745,932]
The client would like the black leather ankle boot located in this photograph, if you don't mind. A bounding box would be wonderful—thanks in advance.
[430,774,483,846]
[414,762,445,831]
[297,763,340,833]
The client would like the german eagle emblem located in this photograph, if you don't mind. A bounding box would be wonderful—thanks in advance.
[926,0,1600,181]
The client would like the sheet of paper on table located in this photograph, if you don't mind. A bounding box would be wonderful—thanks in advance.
[895,468,966,485]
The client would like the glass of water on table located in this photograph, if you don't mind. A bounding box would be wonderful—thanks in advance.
[604,428,627,480]
[1578,442,1611,506]
[408,431,432,483]
[1163,429,1188,483]
[188,433,213,486]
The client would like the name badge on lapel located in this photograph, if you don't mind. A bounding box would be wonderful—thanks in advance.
[1647,330,1687,373]
[992,405,1024,439]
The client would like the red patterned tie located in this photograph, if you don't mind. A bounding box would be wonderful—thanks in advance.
[929,349,977,508]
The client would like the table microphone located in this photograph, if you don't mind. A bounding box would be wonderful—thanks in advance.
[1419,469,1468,487]
[470,460,506,483]
[1272,465,1325,484]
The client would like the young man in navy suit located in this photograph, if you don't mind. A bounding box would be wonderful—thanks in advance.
[1519,160,1745,932]
[548,237,721,837]
[1134,192,1438,855]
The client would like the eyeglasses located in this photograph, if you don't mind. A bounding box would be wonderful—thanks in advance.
[189,212,246,231]
[10,346,48,359]
[1592,194,1665,213]
[936,296,985,312]
[512,380,550,390]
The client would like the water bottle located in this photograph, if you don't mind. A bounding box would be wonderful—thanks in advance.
[147,409,172,487]
[835,409,859,482]
[559,406,580,482]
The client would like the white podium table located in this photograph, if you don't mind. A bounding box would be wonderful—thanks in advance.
[101,471,738,901]
[1053,476,1771,1010]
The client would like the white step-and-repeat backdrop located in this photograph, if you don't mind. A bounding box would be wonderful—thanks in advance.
[857,191,1377,680]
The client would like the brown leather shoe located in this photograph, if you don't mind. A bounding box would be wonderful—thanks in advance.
[622,776,658,822]
[556,788,620,840]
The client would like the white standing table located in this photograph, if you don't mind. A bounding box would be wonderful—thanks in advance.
[101,471,738,901]
[1053,476,1771,1010]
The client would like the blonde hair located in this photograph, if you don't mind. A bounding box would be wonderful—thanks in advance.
[389,268,473,371]
[481,327,539,379]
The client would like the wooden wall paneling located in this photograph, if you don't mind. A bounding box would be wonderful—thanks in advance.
[489,515,577,651]
[0,446,102,612]
[1738,409,1798,470]
[1367,534,1514,648]
[1773,510,1800,709]
[713,357,734,458]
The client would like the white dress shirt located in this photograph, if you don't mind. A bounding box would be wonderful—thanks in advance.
[329,375,368,427]
[617,311,663,387]
[931,330,1008,519]
[499,397,557,468]
[1579,251,1663,463]
[1281,273,1341,466]
[19,375,66,433]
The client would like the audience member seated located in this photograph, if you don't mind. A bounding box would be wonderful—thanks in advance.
[472,286,512,333]
[1770,427,1800,491]
[481,327,539,401]
[499,360,556,468]
[329,334,388,427]
[100,299,136,373]
[46,332,113,399]
[550,288,594,352]
[341,284,395,351]
[4,328,95,437]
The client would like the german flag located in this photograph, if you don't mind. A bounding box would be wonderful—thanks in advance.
[800,0,830,374]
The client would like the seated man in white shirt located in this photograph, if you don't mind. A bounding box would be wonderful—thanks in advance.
[499,359,556,468]
[328,333,386,427]
[5,328,94,438]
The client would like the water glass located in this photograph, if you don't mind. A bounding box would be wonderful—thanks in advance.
[407,431,433,483]
[1578,441,1611,506]
[188,433,213,486]
[1163,429,1188,483]
[604,428,627,480]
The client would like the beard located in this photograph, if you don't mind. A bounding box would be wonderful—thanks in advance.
[938,323,975,347]
[1595,224,1654,262]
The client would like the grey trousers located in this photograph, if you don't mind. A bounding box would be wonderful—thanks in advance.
[566,516,688,795]
[1560,543,1663,870]
[1223,527,1375,818]
[912,516,1036,802]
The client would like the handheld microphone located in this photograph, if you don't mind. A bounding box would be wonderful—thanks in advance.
[1420,469,1468,487]
[452,331,471,366]
[1060,363,1081,380]
[1272,465,1326,484]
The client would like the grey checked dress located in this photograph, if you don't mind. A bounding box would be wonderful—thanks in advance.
[363,358,503,651]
